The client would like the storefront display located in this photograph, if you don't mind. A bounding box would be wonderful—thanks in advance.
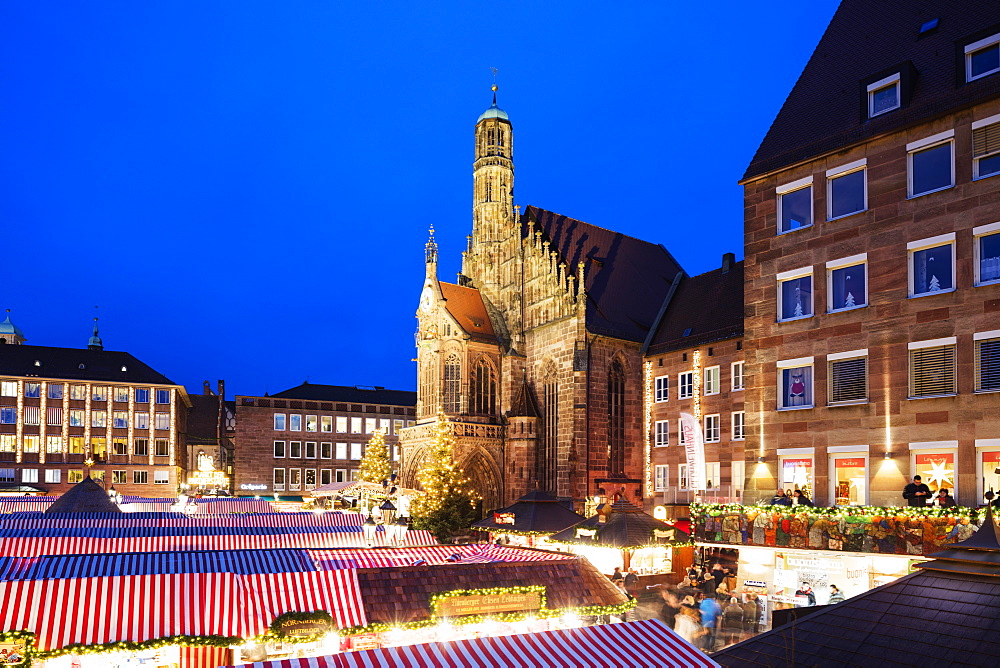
[832,457,867,506]
[913,451,956,495]
[780,457,813,497]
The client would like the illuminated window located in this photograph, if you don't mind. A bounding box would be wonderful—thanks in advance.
[832,455,867,506]
[471,358,498,415]
[92,386,108,401]
[45,469,61,484]
[443,354,461,413]
[154,413,170,430]
[114,387,129,403]
[336,416,348,433]
[135,412,149,429]
[335,443,347,460]
[112,470,127,484]
[24,383,41,398]
[289,414,302,431]
[321,416,332,432]
[68,470,84,483]
[0,381,16,397]
[704,366,720,395]
[113,411,128,429]
[350,442,362,460]
[46,436,63,453]
[91,410,107,428]
[777,267,813,321]
[777,177,813,234]
[306,415,317,432]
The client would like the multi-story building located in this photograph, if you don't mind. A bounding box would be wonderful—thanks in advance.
[741,0,1000,507]
[183,380,235,494]
[0,318,187,497]
[643,254,745,506]
[233,383,416,497]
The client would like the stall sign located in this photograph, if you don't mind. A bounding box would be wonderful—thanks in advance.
[189,471,229,487]
[435,592,542,618]
[350,633,382,651]
[494,512,515,525]
[271,612,333,640]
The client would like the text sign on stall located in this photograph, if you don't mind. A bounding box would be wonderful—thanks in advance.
[435,591,542,618]
[271,612,333,640]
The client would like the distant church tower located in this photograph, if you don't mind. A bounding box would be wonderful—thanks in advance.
[0,311,26,345]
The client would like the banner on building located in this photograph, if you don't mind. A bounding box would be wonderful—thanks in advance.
[680,412,706,491]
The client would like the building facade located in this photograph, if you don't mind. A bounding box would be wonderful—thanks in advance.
[644,255,745,506]
[399,90,685,511]
[183,380,235,494]
[0,319,187,497]
[233,383,415,497]
[741,1,1000,507]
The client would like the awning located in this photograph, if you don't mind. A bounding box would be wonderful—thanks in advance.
[222,619,717,668]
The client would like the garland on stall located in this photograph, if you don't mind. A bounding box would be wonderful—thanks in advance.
[0,630,33,668]
[33,634,243,660]
[429,585,547,616]
[690,502,975,520]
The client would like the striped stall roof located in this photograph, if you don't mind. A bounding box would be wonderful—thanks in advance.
[0,498,55,514]
[307,544,574,570]
[0,511,363,527]
[221,620,717,668]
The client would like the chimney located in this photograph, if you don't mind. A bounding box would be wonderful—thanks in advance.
[722,252,735,273]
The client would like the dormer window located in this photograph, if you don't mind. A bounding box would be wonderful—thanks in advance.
[868,73,900,117]
[966,33,1000,82]
[33,360,41,367]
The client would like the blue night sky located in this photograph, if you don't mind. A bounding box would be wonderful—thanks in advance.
[1,1,838,398]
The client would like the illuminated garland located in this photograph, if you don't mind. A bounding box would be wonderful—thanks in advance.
[33,634,242,660]
[0,630,32,668]
[429,585,547,617]
[691,502,974,520]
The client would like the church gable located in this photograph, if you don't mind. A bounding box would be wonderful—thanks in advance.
[438,282,497,343]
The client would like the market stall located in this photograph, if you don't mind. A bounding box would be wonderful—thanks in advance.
[470,489,585,547]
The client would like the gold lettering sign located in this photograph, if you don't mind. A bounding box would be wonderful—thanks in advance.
[276,617,332,639]
[435,592,542,618]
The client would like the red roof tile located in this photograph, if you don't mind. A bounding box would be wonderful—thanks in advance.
[439,282,497,342]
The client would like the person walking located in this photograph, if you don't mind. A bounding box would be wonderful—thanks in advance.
[828,584,845,604]
[623,569,640,601]
[721,597,744,646]
[903,475,932,507]
[674,595,702,644]
[742,595,761,636]
[698,593,722,651]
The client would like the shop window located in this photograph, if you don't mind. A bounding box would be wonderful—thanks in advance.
[976,331,1000,392]
[780,456,813,497]
[832,455,867,505]
[980,447,1000,500]
[912,450,956,496]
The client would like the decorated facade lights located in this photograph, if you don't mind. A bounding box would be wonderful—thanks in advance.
[643,360,653,499]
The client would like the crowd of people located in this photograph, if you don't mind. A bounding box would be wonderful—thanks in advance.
[768,477,959,508]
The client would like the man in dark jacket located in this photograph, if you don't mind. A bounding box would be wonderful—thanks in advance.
[903,475,932,507]
[770,489,792,506]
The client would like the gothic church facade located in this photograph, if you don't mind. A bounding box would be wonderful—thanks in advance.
[398,90,684,512]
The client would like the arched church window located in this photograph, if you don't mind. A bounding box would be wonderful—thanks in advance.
[419,358,438,418]
[471,358,497,415]
[538,365,559,493]
[443,354,462,414]
[608,360,626,478]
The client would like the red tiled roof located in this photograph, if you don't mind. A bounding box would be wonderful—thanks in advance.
[439,282,497,342]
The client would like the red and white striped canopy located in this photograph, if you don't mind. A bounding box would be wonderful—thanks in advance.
[222,620,718,668]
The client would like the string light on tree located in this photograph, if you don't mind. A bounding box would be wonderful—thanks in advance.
[358,428,392,484]
[410,412,479,541]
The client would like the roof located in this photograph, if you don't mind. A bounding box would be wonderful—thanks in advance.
[439,281,497,342]
[715,509,1000,667]
[477,103,509,123]
[744,0,1000,181]
[0,344,176,385]
[548,499,689,548]
[646,260,744,355]
[0,315,25,339]
[507,380,540,418]
[185,393,221,445]
[470,489,584,534]
[269,383,416,406]
[44,477,122,514]
[522,206,683,342]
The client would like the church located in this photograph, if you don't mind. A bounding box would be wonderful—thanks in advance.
[398,87,685,512]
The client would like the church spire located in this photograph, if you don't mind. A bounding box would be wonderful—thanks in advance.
[425,225,438,280]
[88,307,103,351]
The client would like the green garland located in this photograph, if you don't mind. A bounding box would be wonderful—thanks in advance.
[269,610,334,643]
[33,634,242,660]
[0,630,32,668]
[429,585,547,617]
[690,502,974,520]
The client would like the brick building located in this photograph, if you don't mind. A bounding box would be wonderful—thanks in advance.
[741,0,1000,506]
[233,383,415,498]
[400,88,686,511]
[0,317,187,497]
[183,380,235,494]
[643,254,745,506]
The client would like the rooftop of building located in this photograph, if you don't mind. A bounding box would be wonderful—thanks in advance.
[262,382,416,406]
[438,281,497,343]
[0,343,177,385]
[743,0,1000,182]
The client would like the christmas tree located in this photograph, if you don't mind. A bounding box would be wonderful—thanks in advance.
[928,275,940,291]
[359,428,392,484]
[844,291,855,308]
[410,412,479,541]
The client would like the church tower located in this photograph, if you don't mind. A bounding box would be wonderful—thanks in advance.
[0,310,26,345]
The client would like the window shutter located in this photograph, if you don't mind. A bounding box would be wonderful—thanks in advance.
[829,357,868,403]
[976,337,1000,392]
[974,122,1000,158]
[909,345,956,397]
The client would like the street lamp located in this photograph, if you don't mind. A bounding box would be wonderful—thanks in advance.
[362,515,378,545]
[391,516,409,545]
[107,486,120,504]
[379,499,397,525]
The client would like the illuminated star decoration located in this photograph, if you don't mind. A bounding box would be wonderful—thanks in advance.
[923,460,954,489]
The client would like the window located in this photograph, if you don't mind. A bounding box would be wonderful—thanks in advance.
[394,419,403,434]
[365,417,376,434]
[678,372,693,399]
[274,414,286,431]
[92,386,107,401]
[443,353,461,413]
[0,436,13,452]
[908,234,955,297]
[350,442,362,460]
[289,415,302,431]
[677,418,688,446]
[335,443,348,460]
[379,418,390,434]
[777,267,813,321]
[867,74,900,117]
[68,409,84,427]
[654,376,669,402]
[974,223,1000,286]
[732,412,746,441]
[704,414,721,443]
[68,470,83,483]
[22,406,39,426]
[46,407,62,426]
[24,383,40,398]
[288,468,301,491]
[350,417,361,434]
[975,331,1000,393]
[0,407,14,424]
[133,438,148,456]
[732,460,745,494]
[321,416,332,433]
[705,462,721,490]
[320,469,332,486]
[0,381,16,397]
[134,388,150,403]
[827,254,868,311]
[113,411,128,429]
[89,437,106,457]
[48,384,64,400]
[46,436,62,453]
[832,455,867,506]
[654,420,669,447]
[703,366,720,395]
[133,470,148,484]
[778,358,814,409]
[777,176,813,234]
[114,387,129,402]
[135,412,149,429]
[305,469,316,491]
[273,468,285,491]
[973,116,1000,180]
[306,415,317,432]
[68,437,83,454]
[471,358,498,415]
[22,469,38,483]
[112,438,128,456]
[289,441,302,459]
[321,442,332,459]
[154,439,169,456]
[335,469,347,483]
[45,469,61,484]
[908,131,954,197]
[273,441,286,458]
[305,441,317,459]
[678,464,688,490]
[0,469,13,483]
[23,436,39,453]
[654,465,669,492]
[966,32,1000,82]
[607,360,626,478]
[731,362,744,391]
[909,338,957,398]
[155,389,170,404]
[154,413,170,430]
[91,410,107,428]
[393,445,400,462]
[827,160,867,220]
[112,470,127,484]
[828,349,869,404]
[336,417,348,433]
[153,470,170,484]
